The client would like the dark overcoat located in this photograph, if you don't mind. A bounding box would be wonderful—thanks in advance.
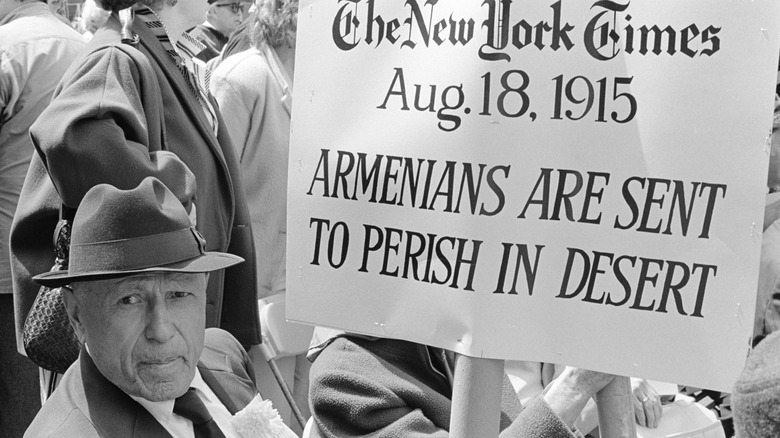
[9,12,260,351]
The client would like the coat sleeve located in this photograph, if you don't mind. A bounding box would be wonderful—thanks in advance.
[28,45,192,209]
[309,336,451,438]
[309,337,578,438]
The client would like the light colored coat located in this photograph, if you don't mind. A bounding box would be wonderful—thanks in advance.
[211,45,292,299]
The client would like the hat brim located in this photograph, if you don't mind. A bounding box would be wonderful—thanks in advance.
[33,252,244,288]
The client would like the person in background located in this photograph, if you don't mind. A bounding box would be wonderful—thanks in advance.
[215,15,252,65]
[205,0,256,71]
[0,0,85,433]
[24,177,297,438]
[211,0,295,302]
[189,0,251,62]
[10,0,260,401]
[210,0,304,431]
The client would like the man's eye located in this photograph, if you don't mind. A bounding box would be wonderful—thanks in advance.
[119,295,142,305]
[170,291,191,299]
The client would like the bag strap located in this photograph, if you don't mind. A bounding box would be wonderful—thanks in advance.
[111,13,168,152]
[53,205,76,271]
[119,8,138,47]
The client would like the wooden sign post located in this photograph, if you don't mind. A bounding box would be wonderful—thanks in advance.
[450,356,505,438]
[596,376,637,438]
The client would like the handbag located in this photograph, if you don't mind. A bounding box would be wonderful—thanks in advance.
[22,206,80,374]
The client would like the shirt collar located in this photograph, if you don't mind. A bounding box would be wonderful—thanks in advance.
[0,2,53,26]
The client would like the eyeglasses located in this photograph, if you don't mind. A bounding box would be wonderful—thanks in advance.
[214,2,245,14]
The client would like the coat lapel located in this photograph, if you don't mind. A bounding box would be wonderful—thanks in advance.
[132,18,228,171]
[199,366,241,414]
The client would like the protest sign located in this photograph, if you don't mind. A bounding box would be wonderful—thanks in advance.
[287,0,780,392]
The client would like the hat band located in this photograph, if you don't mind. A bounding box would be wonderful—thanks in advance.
[68,227,205,275]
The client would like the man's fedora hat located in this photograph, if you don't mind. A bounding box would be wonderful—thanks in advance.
[33,177,243,287]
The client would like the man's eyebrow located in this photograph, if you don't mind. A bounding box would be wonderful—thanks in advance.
[167,272,205,284]
[104,278,150,296]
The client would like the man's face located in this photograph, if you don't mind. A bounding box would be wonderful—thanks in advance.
[209,1,248,35]
[67,272,208,401]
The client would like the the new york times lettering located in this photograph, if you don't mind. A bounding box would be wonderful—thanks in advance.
[330,0,721,62]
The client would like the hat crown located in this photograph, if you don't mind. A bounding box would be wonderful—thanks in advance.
[73,178,190,245]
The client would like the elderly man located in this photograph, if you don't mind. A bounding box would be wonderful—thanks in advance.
[25,177,296,438]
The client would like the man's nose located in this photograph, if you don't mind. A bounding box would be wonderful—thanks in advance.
[145,302,175,343]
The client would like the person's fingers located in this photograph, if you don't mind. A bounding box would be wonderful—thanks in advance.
[644,400,656,428]
[652,399,663,427]
[634,397,647,427]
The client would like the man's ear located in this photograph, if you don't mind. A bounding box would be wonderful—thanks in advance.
[205,5,217,20]
[62,285,87,344]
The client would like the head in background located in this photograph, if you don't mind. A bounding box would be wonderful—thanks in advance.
[206,0,250,36]
[250,0,297,49]
[80,0,110,34]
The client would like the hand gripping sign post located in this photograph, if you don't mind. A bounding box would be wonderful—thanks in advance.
[288,0,780,435]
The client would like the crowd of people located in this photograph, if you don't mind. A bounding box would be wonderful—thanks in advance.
[2,0,780,436]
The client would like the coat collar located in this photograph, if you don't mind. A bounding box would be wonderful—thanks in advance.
[132,15,228,170]
[199,367,241,414]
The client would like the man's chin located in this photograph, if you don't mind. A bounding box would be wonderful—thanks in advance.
[134,359,194,401]
[136,379,191,402]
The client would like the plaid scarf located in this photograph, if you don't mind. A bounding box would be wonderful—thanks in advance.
[135,6,218,135]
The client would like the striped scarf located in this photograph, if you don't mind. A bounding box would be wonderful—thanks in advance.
[135,6,218,135]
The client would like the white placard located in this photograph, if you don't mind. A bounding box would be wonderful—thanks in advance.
[288,0,780,392]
